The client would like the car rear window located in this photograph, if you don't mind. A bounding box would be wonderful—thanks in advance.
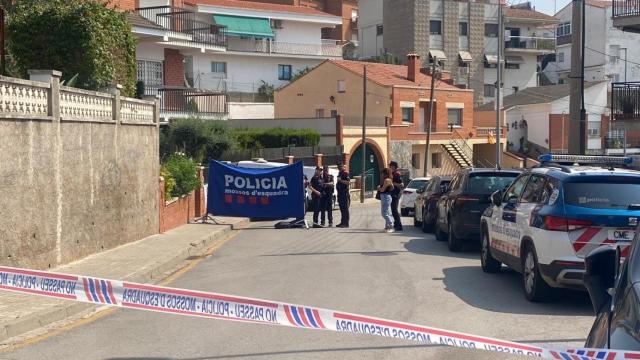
[564,179,640,209]
[466,173,519,194]
[407,180,428,189]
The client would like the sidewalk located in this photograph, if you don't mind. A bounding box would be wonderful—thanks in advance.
[0,217,249,343]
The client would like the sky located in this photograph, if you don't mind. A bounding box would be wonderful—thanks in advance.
[526,0,572,15]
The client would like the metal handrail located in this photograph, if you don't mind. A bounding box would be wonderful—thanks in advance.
[449,130,494,168]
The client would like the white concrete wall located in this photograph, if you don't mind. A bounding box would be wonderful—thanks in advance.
[273,21,323,44]
[603,7,640,83]
[136,42,165,61]
[506,103,551,150]
[191,53,323,92]
[139,0,170,7]
[227,102,275,119]
[358,0,384,59]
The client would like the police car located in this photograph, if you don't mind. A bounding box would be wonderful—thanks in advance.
[480,154,640,302]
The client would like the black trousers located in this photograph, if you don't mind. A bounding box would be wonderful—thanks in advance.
[312,196,322,224]
[391,195,402,230]
[321,194,333,224]
[337,192,349,226]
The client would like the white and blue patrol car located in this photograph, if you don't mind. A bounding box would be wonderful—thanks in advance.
[480,154,640,302]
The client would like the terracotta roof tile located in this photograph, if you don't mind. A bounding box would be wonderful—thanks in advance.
[193,0,337,17]
[504,7,558,22]
[586,0,612,8]
[329,60,460,89]
[126,12,165,30]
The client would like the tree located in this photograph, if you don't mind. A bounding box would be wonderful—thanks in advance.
[6,0,137,96]
[162,117,235,163]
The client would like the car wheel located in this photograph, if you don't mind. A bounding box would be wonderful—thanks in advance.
[448,220,463,252]
[422,210,433,233]
[435,224,447,241]
[522,244,552,302]
[401,208,409,217]
[481,228,501,273]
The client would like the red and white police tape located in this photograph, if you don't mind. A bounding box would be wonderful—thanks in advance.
[0,265,637,360]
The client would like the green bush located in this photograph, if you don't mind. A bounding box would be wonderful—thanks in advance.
[233,128,320,150]
[7,0,137,96]
[163,118,234,163]
[160,166,176,201]
[162,154,200,198]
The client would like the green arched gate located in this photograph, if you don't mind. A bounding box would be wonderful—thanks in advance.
[349,143,381,196]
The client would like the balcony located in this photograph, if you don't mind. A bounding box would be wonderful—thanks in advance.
[505,36,555,54]
[613,0,640,33]
[227,38,343,58]
[611,82,640,125]
[136,6,227,49]
[147,86,228,120]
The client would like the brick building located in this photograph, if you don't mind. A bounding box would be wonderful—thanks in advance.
[275,54,504,178]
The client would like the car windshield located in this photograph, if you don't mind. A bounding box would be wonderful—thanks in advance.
[466,173,519,194]
[564,179,640,209]
[407,179,428,189]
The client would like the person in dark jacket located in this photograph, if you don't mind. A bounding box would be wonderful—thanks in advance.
[320,166,335,226]
[336,163,351,228]
[389,161,404,231]
[308,167,324,228]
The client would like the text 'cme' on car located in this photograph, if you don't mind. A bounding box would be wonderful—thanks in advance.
[480,154,640,303]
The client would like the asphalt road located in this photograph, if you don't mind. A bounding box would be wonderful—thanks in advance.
[0,205,595,360]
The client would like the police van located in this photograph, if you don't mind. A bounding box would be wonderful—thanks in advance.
[479,154,640,302]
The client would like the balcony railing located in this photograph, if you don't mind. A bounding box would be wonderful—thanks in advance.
[614,0,640,17]
[505,36,555,52]
[136,6,227,48]
[227,39,343,57]
[147,86,228,118]
[611,82,640,122]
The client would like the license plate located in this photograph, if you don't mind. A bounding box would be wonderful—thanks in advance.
[608,230,635,242]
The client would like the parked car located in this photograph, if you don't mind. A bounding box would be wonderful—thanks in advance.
[481,154,640,302]
[435,168,521,252]
[584,239,640,351]
[400,177,430,216]
[413,176,452,232]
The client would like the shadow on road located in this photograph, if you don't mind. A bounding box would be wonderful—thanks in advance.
[403,238,479,260]
[261,250,403,257]
[439,265,592,316]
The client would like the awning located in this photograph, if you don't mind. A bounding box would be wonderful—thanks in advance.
[484,54,504,64]
[213,15,274,39]
[458,51,472,62]
[505,55,525,64]
[429,49,447,61]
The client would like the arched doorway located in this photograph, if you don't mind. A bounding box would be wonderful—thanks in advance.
[349,141,383,195]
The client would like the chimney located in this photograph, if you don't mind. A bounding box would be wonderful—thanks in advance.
[407,53,420,82]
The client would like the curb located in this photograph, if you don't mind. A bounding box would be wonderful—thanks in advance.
[0,219,250,343]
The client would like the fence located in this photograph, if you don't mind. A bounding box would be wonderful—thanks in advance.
[611,82,640,122]
[613,0,640,17]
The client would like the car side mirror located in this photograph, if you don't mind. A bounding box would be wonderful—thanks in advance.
[491,190,503,206]
[417,187,425,194]
[506,195,518,206]
[584,246,618,314]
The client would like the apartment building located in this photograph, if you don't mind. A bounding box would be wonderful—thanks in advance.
[122,0,344,120]
[543,0,640,85]
[358,0,557,106]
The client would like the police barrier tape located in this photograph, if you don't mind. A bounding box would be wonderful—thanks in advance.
[0,265,638,360]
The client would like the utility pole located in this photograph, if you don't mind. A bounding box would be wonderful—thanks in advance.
[360,65,367,204]
[569,0,586,154]
[423,59,437,177]
[495,3,503,168]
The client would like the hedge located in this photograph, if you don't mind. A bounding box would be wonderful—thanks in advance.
[161,118,234,163]
[7,0,137,96]
[233,128,320,150]
[162,154,200,198]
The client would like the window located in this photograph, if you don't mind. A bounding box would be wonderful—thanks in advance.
[330,109,338,118]
[447,108,462,127]
[468,173,520,195]
[376,24,383,36]
[315,108,325,118]
[485,23,499,37]
[505,63,520,69]
[411,153,420,169]
[351,9,358,21]
[564,180,640,209]
[588,121,600,137]
[540,177,560,204]
[459,22,468,36]
[402,107,414,123]
[556,22,571,37]
[558,52,564,63]
[337,80,346,93]
[431,152,442,168]
[136,60,163,86]
[610,45,620,63]
[503,174,529,202]
[484,84,495,98]
[211,61,226,73]
[278,64,292,80]
[521,175,546,203]
[430,20,442,35]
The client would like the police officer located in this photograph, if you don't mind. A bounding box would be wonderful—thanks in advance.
[308,167,324,228]
[320,166,335,227]
[389,161,404,232]
[335,163,350,228]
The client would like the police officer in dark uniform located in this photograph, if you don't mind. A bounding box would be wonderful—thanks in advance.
[336,163,350,228]
[389,161,404,232]
[320,166,335,227]
[309,167,324,228]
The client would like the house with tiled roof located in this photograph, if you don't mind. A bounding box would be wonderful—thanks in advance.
[275,55,504,178]
[118,0,344,120]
